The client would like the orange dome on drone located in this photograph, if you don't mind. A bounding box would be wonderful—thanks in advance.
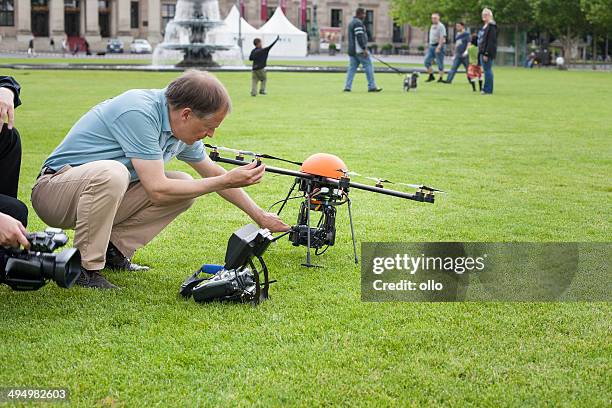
[300,153,348,179]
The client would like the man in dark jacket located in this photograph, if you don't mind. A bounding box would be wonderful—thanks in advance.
[0,76,30,249]
[478,8,497,94]
[249,36,280,96]
[343,8,381,93]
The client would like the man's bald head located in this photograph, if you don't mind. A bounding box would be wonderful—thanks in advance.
[165,70,232,119]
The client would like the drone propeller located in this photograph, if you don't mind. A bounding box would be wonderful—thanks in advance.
[205,143,256,158]
[396,183,446,193]
[205,143,302,166]
[364,177,392,188]
[347,171,444,193]
[365,176,392,183]
[347,172,393,188]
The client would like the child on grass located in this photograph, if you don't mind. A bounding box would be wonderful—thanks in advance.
[464,34,483,92]
[249,36,280,96]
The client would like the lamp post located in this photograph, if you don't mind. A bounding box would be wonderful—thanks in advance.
[309,0,320,53]
[236,0,244,60]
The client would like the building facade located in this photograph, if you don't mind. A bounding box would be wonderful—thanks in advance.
[0,0,426,51]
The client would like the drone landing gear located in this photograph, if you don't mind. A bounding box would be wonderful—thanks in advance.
[347,198,359,265]
[302,200,322,268]
[280,177,359,267]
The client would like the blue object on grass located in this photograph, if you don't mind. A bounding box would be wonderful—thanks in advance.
[200,264,225,275]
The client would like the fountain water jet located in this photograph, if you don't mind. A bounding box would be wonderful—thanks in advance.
[152,0,243,67]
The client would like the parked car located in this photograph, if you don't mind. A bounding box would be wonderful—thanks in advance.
[106,38,124,53]
[130,39,152,54]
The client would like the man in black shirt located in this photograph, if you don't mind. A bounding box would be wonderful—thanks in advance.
[0,76,29,248]
[249,36,280,96]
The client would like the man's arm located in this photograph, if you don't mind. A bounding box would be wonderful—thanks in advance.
[132,157,265,205]
[0,76,27,248]
[436,26,446,52]
[0,76,21,129]
[355,21,368,54]
[188,157,290,232]
[265,36,280,51]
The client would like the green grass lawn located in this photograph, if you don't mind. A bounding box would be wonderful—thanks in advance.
[0,67,610,406]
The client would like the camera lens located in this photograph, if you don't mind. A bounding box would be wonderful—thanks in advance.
[51,248,81,288]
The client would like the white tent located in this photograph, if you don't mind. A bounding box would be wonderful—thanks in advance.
[258,7,307,57]
[207,5,259,50]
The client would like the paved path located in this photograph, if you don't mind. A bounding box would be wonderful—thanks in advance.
[0,50,426,64]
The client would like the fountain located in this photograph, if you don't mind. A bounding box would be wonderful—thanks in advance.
[153,0,242,67]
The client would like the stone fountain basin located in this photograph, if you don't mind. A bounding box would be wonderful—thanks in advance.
[158,44,231,51]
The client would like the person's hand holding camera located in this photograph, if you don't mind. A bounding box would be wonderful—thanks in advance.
[0,87,15,129]
[0,212,30,249]
[223,160,266,188]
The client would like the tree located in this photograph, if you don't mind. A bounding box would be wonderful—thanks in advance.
[531,0,589,60]
[480,0,535,65]
[390,0,531,28]
[390,0,446,29]
[580,0,612,30]
[391,0,535,65]
[580,0,612,62]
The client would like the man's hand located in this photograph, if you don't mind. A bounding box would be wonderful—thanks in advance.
[254,211,291,233]
[222,161,265,189]
[436,46,441,54]
[363,49,369,57]
[483,55,489,63]
[0,213,29,249]
[0,87,15,129]
[190,159,289,232]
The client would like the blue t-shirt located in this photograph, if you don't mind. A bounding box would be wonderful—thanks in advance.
[454,31,470,55]
[477,28,485,49]
[43,89,206,181]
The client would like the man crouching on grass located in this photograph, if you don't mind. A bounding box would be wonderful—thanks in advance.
[32,70,290,289]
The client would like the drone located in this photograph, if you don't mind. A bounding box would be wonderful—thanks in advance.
[205,144,443,268]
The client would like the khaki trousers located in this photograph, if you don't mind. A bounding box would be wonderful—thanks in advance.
[251,69,267,95]
[31,160,195,270]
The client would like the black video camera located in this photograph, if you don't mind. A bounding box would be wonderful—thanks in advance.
[0,228,81,291]
[180,224,274,305]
